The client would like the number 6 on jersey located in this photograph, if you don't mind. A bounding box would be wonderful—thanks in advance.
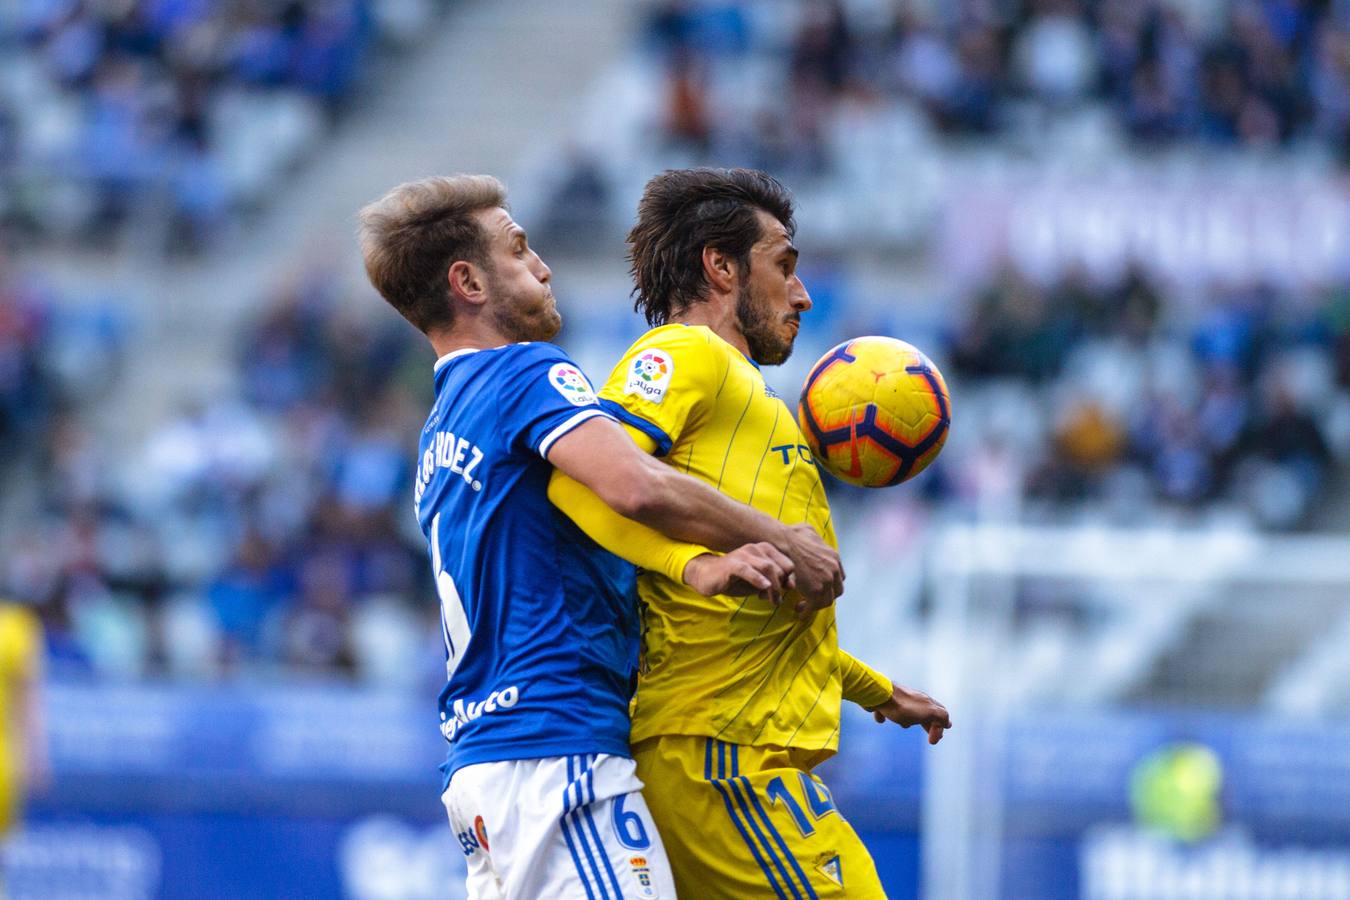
[431,513,472,678]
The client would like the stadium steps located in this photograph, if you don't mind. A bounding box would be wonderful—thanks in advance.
[1127,583,1346,709]
[1310,468,1350,531]
[1125,469,1350,710]
[1259,469,1350,713]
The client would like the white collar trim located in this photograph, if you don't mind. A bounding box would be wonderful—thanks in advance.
[433,347,481,372]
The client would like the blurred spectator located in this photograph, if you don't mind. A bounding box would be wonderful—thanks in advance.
[790,0,853,95]
[540,147,611,246]
[1013,0,1097,104]
[0,266,58,452]
[206,530,286,665]
[664,50,712,154]
[949,266,1074,381]
[281,548,357,674]
[1235,377,1332,527]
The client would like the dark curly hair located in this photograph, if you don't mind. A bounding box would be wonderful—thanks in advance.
[628,169,796,326]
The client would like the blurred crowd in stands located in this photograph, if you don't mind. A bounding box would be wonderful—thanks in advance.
[1,265,443,682]
[0,0,437,249]
[945,266,1344,528]
[644,0,1350,165]
[3,251,1348,680]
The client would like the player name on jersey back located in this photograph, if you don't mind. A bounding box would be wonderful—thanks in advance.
[414,429,486,505]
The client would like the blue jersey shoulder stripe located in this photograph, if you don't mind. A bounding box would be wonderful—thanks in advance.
[600,400,674,456]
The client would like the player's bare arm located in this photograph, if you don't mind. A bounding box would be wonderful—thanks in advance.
[868,683,952,745]
[546,414,843,611]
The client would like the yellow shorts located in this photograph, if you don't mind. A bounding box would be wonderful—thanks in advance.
[0,756,19,835]
[633,735,886,899]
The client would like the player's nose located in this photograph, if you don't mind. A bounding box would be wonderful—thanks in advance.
[532,251,552,284]
[791,276,812,312]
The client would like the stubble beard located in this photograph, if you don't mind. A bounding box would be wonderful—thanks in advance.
[488,274,562,343]
[736,278,795,366]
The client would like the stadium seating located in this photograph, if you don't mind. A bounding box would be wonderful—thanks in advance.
[0,0,445,249]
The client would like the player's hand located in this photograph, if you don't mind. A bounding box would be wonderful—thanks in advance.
[868,683,951,745]
[683,544,795,602]
[780,524,844,617]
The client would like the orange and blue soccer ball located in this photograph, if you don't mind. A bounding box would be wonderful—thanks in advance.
[797,336,951,488]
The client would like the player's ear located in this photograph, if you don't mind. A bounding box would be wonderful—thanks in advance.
[701,246,738,296]
[448,260,488,307]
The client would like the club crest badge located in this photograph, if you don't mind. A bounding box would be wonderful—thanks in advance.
[629,855,658,898]
[816,853,843,887]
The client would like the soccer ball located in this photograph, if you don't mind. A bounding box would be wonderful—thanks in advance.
[797,336,951,488]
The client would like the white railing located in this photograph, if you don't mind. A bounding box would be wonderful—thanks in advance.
[918,523,1350,900]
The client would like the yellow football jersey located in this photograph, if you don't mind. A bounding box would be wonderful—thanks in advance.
[0,603,41,831]
[598,323,846,755]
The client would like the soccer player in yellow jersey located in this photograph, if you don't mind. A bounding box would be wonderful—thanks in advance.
[0,602,46,839]
[549,169,951,898]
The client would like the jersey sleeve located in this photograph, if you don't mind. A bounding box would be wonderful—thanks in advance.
[0,606,41,681]
[597,327,724,457]
[839,650,894,709]
[547,469,710,583]
[496,344,614,459]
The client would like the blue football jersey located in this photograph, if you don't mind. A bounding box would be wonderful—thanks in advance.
[412,342,639,781]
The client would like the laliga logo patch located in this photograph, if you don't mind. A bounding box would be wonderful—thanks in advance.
[548,363,599,407]
[629,856,658,898]
[625,350,672,404]
[473,815,490,853]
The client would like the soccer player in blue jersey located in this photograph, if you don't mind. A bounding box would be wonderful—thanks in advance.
[357,174,846,899]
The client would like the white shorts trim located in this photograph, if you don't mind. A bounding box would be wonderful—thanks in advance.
[443,753,675,900]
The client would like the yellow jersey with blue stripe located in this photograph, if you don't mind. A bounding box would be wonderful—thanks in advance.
[598,324,844,754]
